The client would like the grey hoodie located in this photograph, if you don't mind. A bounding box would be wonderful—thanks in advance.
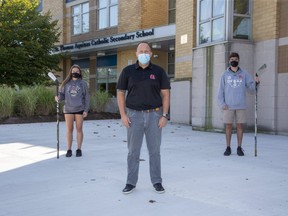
[59,79,90,113]
[217,67,255,110]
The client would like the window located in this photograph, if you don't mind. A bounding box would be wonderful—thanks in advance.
[168,52,175,78]
[197,0,251,45]
[98,0,118,29]
[169,0,176,24]
[97,68,117,96]
[233,0,251,39]
[198,0,225,45]
[72,2,89,35]
[96,55,117,96]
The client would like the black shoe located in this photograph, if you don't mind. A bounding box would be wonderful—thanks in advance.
[66,150,72,157]
[76,149,82,157]
[122,184,135,194]
[153,183,165,194]
[237,146,244,156]
[224,146,231,156]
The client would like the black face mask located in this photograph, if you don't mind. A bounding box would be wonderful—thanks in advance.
[72,73,81,79]
[230,61,239,67]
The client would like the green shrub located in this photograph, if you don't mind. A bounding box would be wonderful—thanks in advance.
[34,86,56,116]
[0,86,15,118]
[15,86,38,117]
[90,91,110,113]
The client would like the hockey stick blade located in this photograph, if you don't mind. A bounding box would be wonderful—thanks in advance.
[256,64,267,77]
[48,72,57,82]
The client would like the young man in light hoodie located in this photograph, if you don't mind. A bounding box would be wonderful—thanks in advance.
[218,52,260,156]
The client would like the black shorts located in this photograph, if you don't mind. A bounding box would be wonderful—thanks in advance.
[64,110,84,115]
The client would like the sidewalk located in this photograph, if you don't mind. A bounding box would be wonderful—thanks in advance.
[0,120,287,216]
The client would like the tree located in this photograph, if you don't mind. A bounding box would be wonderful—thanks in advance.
[0,0,62,86]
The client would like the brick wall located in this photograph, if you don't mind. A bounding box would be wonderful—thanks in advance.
[253,0,279,41]
[118,0,168,33]
[141,0,168,29]
[118,49,137,74]
[278,0,288,73]
[42,0,64,44]
[279,0,288,38]
[118,0,142,33]
[175,0,196,79]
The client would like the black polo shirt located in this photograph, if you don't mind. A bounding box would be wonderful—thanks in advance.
[117,61,171,111]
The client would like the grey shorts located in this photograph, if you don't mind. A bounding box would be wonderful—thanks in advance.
[223,109,246,124]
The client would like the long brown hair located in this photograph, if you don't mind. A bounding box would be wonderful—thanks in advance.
[60,65,82,89]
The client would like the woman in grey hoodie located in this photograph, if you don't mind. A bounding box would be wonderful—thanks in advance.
[55,65,90,157]
[218,52,259,156]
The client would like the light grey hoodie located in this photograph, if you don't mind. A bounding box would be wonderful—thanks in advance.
[217,67,255,110]
[59,79,90,113]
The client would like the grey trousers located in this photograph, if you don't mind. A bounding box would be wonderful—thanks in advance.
[126,108,163,186]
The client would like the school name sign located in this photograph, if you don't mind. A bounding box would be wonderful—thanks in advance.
[54,29,155,53]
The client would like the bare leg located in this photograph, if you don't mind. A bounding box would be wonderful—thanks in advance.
[225,123,233,147]
[236,123,243,147]
[75,114,84,149]
[64,114,74,150]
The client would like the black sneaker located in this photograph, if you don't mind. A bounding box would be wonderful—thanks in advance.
[153,183,165,194]
[224,146,231,156]
[66,150,72,157]
[237,146,244,156]
[122,184,135,194]
[76,149,82,157]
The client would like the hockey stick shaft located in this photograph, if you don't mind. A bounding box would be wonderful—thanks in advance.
[48,72,60,159]
[254,64,266,157]
[255,83,258,157]
[56,82,59,159]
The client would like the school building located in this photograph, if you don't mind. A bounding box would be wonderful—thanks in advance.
[40,0,288,135]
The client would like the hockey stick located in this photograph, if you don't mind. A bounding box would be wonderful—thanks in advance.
[48,72,60,159]
[254,64,267,157]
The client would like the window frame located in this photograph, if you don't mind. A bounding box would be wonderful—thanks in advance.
[168,0,176,24]
[232,0,252,40]
[98,0,118,30]
[197,0,227,46]
[168,52,175,78]
[197,0,252,47]
[72,2,90,35]
[96,67,117,96]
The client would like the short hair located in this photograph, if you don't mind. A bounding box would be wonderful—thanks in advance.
[137,41,150,47]
[229,52,240,60]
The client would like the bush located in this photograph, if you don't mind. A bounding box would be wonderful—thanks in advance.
[15,86,38,117]
[0,86,15,118]
[90,91,110,113]
[13,85,56,117]
[34,86,56,116]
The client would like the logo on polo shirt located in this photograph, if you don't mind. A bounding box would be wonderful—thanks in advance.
[150,74,155,80]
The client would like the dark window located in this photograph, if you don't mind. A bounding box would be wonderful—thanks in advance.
[169,0,176,24]
[96,55,117,96]
[168,52,175,78]
[233,0,251,39]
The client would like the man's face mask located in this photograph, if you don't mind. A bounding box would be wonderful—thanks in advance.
[138,53,150,65]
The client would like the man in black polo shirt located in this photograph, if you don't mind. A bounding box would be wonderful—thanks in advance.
[117,42,171,194]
